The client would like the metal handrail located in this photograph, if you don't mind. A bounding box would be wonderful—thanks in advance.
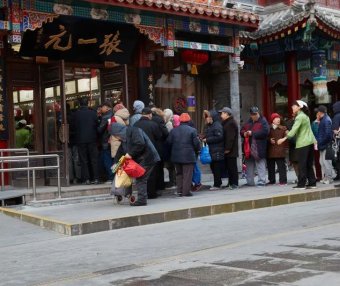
[0,154,61,201]
[0,148,30,191]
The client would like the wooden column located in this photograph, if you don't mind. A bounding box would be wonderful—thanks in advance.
[262,68,270,119]
[286,52,300,109]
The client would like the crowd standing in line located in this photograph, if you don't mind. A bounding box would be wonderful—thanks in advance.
[68,95,340,206]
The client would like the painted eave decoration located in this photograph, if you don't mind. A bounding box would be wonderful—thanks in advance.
[85,0,259,28]
[240,0,340,43]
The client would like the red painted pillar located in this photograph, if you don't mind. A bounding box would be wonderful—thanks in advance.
[262,68,270,119]
[286,52,300,110]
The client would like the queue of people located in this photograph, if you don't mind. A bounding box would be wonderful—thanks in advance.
[69,95,340,207]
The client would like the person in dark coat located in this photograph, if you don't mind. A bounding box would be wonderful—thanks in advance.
[316,105,335,184]
[97,101,114,183]
[332,101,340,180]
[219,107,239,189]
[151,107,169,192]
[240,106,270,186]
[202,109,225,190]
[73,97,99,184]
[267,113,288,185]
[167,113,201,197]
[111,123,160,206]
[134,107,162,198]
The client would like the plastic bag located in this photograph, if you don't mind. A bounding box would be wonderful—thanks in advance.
[115,169,132,188]
[200,143,212,164]
[244,137,251,159]
[122,158,146,178]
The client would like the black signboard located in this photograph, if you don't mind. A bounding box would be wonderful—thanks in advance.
[20,15,139,63]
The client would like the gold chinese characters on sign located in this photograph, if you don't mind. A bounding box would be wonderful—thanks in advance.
[44,25,123,55]
[0,68,5,132]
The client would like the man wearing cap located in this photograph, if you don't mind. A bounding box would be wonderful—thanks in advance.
[240,106,270,186]
[220,107,239,189]
[316,105,334,184]
[134,107,162,198]
[129,100,145,127]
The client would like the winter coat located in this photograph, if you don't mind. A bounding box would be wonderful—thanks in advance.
[267,125,287,158]
[129,113,142,127]
[109,115,125,158]
[167,123,201,164]
[97,110,113,149]
[151,110,169,159]
[134,117,162,147]
[73,106,98,144]
[240,116,270,159]
[221,116,239,158]
[332,101,340,131]
[114,126,160,167]
[204,110,224,161]
[317,114,332,151]
[287,111,315,149]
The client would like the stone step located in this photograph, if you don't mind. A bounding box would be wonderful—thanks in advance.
[1,187,339,236]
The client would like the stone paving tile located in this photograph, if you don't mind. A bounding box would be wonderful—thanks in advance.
[300,259,340,272]
[214,258,299,272]
[287,244,340,252]
[259,270,322,284]
[257,250,335,262]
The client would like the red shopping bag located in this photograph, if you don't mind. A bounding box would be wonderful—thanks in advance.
[122,158,146,178]
[244,137,251,159]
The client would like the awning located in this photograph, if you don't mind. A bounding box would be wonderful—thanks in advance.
[19,15,139,64]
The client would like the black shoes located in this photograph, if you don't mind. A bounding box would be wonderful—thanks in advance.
[91,179,100,185]
[82,180,91,185]
[130,201,147,206]
[177,192,193,197]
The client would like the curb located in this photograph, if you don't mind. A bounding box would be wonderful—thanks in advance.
[1,188,340,236]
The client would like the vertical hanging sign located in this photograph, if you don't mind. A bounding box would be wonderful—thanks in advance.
[0,58,8,140]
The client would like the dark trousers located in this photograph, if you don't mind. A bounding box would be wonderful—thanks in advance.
[164,161,176,186]
[296,144,316,187]
[225,156,238,186]
[210,160,224,187]
[100,148,114,181]
[313,150,322,180]
[175,163,194,196]
[267,158,287,184]
[147,166,158,198]
[77,142,99,182]
[136,165,154,204]
[156,160,165,190]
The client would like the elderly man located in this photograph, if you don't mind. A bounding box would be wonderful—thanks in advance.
[316,105,334,184]
[219,107,239,189]
[240,106,270,187]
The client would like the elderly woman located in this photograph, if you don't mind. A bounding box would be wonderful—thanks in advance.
[166,113,201,197]
[278,100,317,190]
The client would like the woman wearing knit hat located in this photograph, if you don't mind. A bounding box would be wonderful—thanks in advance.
[267,113,288,186]
[166,113,201,197]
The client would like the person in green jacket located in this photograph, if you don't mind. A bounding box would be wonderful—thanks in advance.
[278,100,317,190]
[15,119,31,148]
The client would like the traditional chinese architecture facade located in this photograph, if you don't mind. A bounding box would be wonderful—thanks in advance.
[0,0,259,186]
[241,0,340,119]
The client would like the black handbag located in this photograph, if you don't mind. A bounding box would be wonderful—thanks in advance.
[325,144,335,160]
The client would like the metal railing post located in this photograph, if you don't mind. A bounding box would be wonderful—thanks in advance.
[1,150,4,192]
[57,156,61,199]
[32,169,36,201]
[26,149,30,190]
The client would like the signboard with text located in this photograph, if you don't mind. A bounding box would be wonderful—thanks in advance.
[20,15,139,64]
[0,59,8,140]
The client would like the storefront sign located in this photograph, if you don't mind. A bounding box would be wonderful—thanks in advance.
[20,15,138,63]
[0,59,8,140]
[173,96,187,114]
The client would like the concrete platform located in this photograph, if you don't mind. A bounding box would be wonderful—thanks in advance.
[1,183,339,236]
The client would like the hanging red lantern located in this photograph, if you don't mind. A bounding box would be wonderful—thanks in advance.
[181,50,209,75]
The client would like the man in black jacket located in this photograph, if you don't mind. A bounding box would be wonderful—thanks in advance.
[134,108,162,198]
[73,97,99,184]
[219,107,239,189]
[110,123,160,206]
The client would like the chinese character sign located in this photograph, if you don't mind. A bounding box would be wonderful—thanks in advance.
[20,16,139,63]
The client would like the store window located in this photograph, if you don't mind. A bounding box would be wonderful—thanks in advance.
[13,88,35,150]
[270,83,288,119]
